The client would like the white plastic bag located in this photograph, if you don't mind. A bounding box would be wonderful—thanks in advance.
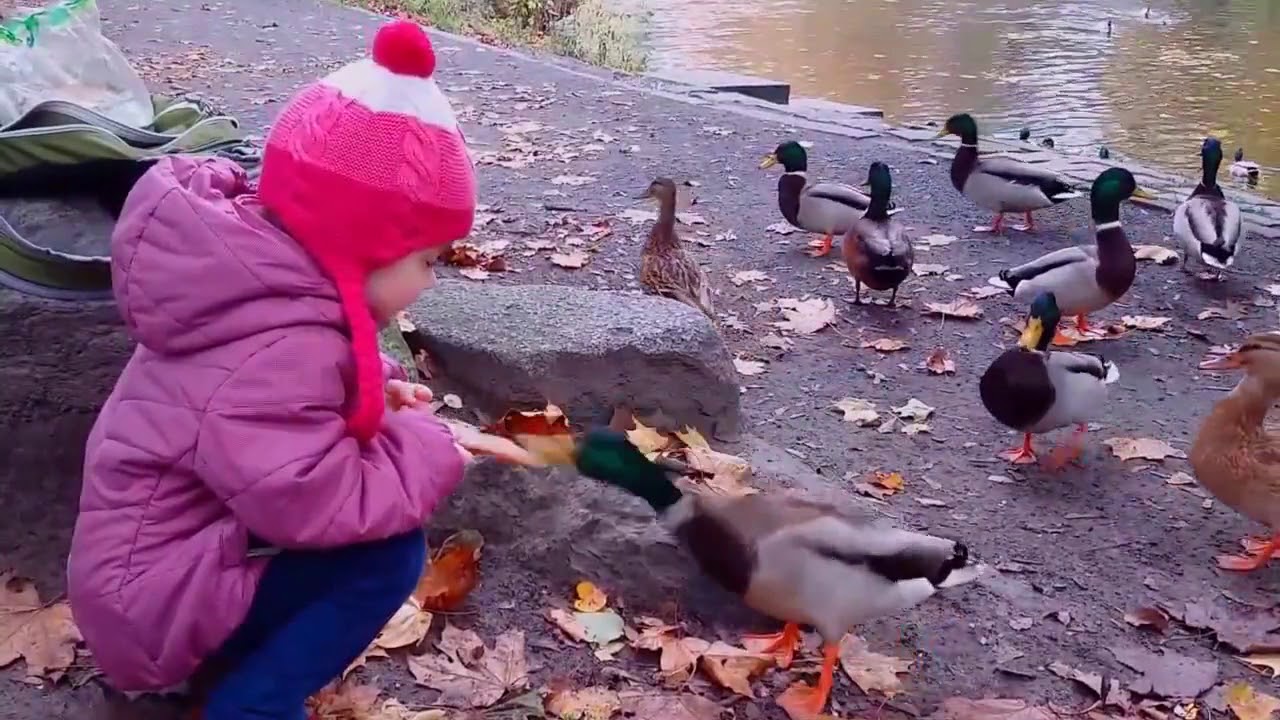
[0,0,153,128]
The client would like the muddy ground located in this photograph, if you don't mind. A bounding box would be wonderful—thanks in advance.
[5,0,1280,718]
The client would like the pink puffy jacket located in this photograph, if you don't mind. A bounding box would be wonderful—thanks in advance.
[67,156,465,691]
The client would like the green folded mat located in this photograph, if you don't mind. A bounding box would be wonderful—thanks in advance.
[0,95,260,300]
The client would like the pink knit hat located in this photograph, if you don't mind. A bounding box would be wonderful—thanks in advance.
[258,19,476,442]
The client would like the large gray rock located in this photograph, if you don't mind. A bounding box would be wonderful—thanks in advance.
[408,280,742,440]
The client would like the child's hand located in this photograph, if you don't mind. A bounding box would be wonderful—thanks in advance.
[386,379,434,411]
[454,442,476,465]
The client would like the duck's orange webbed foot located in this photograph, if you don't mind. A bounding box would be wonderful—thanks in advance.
[1042,424,1087,472]
[1217,534,1279,572]
[998,433,1037,465]
[807,234,834,257]
[776,643,838,719]
[743,622,802,669]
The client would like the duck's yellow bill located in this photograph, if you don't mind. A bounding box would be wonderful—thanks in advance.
[1019,317,1044,350]
[759,154,779,169]
[1200,352,1244,370]
[934,128,951,138]
[1131,187,1157,201]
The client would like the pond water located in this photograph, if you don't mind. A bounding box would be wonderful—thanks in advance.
[638,0,1279,198]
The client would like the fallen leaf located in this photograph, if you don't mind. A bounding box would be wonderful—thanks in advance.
[1163,598,1280,654]
[547,608,625,645]
[893,398,935,422]
[682,445,757,496]
[777,680,825,720]
[917,233,958,248]
[1166,472,1197,486]
[901,422,932,435]
[659,635,710,686]
[731,270,770,286]
[459,267,491,280]
[443,242,508,271]
[914,263,950,276]
[1103,438,1187,462]
[501,120,547,135]
[546,686,621,720]
[619,691,721,720]
[1134,245,1180,264]
[627,419,671,455]
[0,573,82,682]
[1109,644,1219,697]
[305,681,386,720]
[413,530,484,612]
[1225,681,1280,720]
[675,426,710,448]
[574,581,608,613]
[1047,661,1131,710]
[760,334,794,351]
[923,299,983,320]
[1240,655,1280,678]
[774,297,836,334]
[833,398,881,426]
[1123,607,1171,633]
[926,348,957,374]
[374,598,434,651]
[839,634,912,697]
[766,221,797,235]
[551,250,590,269]
[1122,315,1173,330]
[931,697,1058,720]
[406,628,528,708]
[551,175,597,186]
[700,641,774,697]
[862,337,910,352]
[1009,617,1034,631]
[965,285,1006,299]
[734,357,767,376]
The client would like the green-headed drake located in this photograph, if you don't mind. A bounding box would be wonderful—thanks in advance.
[843,161,914,304]
[1174,138,1244,279]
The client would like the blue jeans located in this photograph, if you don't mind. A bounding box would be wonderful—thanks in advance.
[203,530,426,720]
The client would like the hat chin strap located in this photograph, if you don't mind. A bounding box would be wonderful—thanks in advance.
[335,273,384,443]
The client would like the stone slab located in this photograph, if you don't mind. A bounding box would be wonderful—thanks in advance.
[407,280,742,441]
[646,67,791,106]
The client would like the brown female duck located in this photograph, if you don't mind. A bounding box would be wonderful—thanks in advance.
[1191,333,1280,571]
[638,177,714,319]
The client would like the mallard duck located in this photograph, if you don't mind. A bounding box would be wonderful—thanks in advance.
[759,140,901,257]
[979,292,1119,468]
[1174,138,1244,279]
[1230,148,1261,182]
[937,113,1082,233]
[1191,332,1280,571]
[638,177,714,319]
[574,428,974,717]
[997,167,1153,338]
[843,161,914,304]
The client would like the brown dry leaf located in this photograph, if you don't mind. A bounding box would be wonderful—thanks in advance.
[627,419,671,455]
[413,530,484,612]
[1109,644,1219,698]
[862,337,910,352]
[443,242,508,271]
[699,641,774,697]
[485,404,577,466]
[551,175,597,186]
[675,427,710,448]
[1225,681,1280,720]
[551,250,590,269]
[458,267,491,281]
[1046,661,1131,710]
[682,445,756,496]
[965,285,1006,299]
[1103,437,1187,462]
[1124,607,1171,634]
[931,697,1058,720]
[926,348,957,375]
[839,633,912,697]
[619,691,721,720]
[624,617,680,651]
[446,420,544,466]
[374,598,433,651]
[342,644,389,679]
[1122,315,1172,330]
[774,297,836,334]
[1163,597,1280,654]
[573,581,608,613]
[305,681,384,720]
[546,685,622,720]
[734,357,767,376]
[548,608,593,644]
[853,470,907,500]
[1134,245,1180,264]
[1240,655,1280,678]
[833,398,881,426]
[731,270,771,286]
[923,298,983,320]
[406,628,528,708]
[776,680,827,720]
[0,573,82,682]
[659,636,711,686]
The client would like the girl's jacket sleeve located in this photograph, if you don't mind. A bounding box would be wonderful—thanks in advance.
[193,329,464,548]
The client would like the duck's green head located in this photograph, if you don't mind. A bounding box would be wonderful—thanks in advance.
[575,428,683,512]
[862,161,892,191]
[760,141,807,172]
[1200,137,1225,181]
[1018,292,1061,351]
[1090,167,1154,206]
[1235,148,1245,163]
[937,113,979,142]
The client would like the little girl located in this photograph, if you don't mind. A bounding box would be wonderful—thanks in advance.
[66,20,475,719]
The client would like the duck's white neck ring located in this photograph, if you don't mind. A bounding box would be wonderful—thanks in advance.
[1095,220,1123,231]
[959,142,978,148]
